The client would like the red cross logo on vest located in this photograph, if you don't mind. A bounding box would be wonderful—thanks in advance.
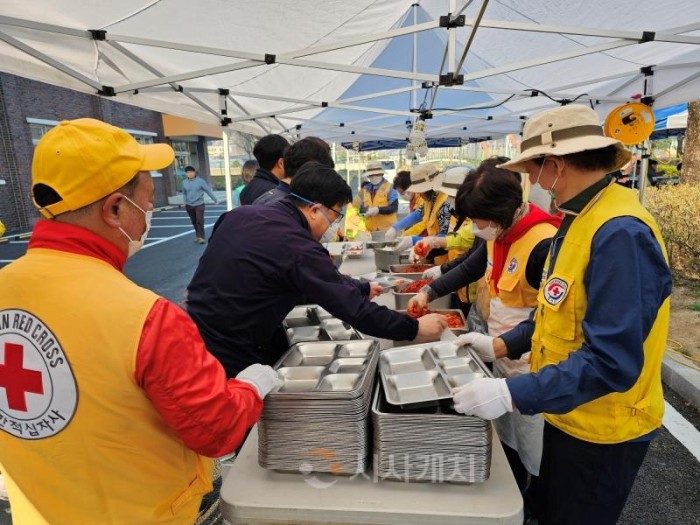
[0,342,44,412]
[0,309,78,439]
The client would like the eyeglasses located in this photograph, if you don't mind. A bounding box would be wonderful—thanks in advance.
[290,192,345,225]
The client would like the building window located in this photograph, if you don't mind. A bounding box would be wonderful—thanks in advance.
[27,118,158,147]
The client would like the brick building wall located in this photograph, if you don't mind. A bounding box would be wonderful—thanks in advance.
[0,72,176,234]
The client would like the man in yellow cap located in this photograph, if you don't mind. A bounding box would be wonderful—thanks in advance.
[0,118,279,524]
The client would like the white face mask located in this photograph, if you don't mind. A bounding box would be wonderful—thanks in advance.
[533,159,560,200]
[369,175,383,185]
[118,195,152,257]
[471,221,499,241]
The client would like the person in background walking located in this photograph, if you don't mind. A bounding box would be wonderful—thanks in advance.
[233,159,258,207]
[182,166,219,244]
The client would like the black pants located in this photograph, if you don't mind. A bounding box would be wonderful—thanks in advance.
[535,422,650,525]
[186,204,205,239]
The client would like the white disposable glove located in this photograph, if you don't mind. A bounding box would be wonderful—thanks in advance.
[453,377,513,420]
[455,332,496,362]
[365,206,380,217]
[393,236,414,252]
[236,364,281,399]
[384,227,400,241]
[422,265,442,280]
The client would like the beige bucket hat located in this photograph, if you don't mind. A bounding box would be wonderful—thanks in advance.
[362,160,384,177]
[499,105,631,173]
[437,166,470,197]
[407,162,442,193]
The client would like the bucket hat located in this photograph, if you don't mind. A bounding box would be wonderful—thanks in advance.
[362,160,384,177]
[437,166,471,197]
[499,105,631,173]
[407,163,442,193]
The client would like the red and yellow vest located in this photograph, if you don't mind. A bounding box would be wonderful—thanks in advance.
[530,183,670,443]
[361,180,397,231]
[0,248,213,524]
[423,192,455,265]
[484,222,557,308]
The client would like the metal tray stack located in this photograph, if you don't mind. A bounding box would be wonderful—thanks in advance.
[258,340,380,475]
[283,305,362,344]
[371,382,492,484]
[372,341,493,483]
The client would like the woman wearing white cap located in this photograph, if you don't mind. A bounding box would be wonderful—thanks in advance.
[384,163,453,260]
[352,160,398,231]
[449,104,672,525]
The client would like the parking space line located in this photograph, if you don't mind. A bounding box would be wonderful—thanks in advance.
[663,401,700,462]
[141,223,214,250]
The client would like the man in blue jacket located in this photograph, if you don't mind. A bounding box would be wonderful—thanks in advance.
[182,165,218,244]
[187,162,447,377]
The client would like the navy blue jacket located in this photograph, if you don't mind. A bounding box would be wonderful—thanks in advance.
[239,168,279,205]
[252,180,291,206]
[187,198,419,376]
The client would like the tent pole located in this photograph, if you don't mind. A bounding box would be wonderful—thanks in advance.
[222,128,233,211]
[449,0,457,72]
[638,67,655,205]
[412,3,418,110]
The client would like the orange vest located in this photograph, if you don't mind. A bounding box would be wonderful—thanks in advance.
[0,248,213,524]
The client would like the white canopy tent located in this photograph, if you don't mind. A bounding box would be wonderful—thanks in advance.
[2,0,700,145]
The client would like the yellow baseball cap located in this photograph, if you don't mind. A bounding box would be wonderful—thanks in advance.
[31,118,175,218]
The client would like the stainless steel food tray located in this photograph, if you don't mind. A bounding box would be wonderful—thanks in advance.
[269,340,379,398]
[380,341,491,407]
[283,305,362,344]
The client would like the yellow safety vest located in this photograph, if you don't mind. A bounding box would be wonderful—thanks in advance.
[361,180,397,231]
[530,183,670,444]
[0,248,213,524]
[446,219,476,303]
[423,192,455,265]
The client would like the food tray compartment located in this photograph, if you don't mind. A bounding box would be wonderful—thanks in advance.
[336,340,374,358]
[283,306,319,328]
[277,366,325,392]
[327,357,367,374]
[385,370,451,405]
[320,319,360,340]
[286,326,322,344]
[280,343,338,367]
[380,347,435,375]
[448,372,485,388]
[317,373,361,392]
